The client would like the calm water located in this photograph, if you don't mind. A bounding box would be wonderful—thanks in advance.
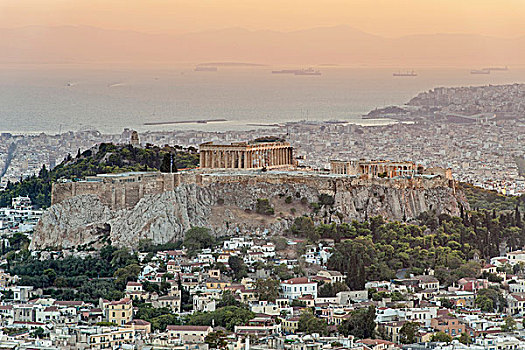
[1,65,525,134]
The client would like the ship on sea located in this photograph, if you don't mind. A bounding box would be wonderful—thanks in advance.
[294,68,321,76]
[483,66,509,71]
[271,69,299,74]
[470,69,490,75]
[393,70,418,77]
[272,68,322,76]
[194,66,218,72]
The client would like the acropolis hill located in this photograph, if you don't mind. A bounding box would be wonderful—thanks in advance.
[31,140,467,250]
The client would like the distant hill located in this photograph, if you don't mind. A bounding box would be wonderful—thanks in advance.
[1,25,524,66]
[0,143,199,209]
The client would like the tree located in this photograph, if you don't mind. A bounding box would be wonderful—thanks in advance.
[31,327,46,339]
[328,237,376,290]
[110,248,137,268]
[43,269,57,285]
[318,194,335,206]
[217,290,241,308]
[475,295,493,312]
[228,256,248,281]
[290,216,319,242]
[255,198,274,215]
[338,306,376,339]
[271,236,288,251]
[255,278,280,302]
[476,288,505,312]
[160,152,177,173]
[399,322,419,344]
[188,306,254,331]
[183,227,215,255]
[297,310,328,335]
[150,314,180,331]
[501,316,517,332]
[439,298,454,309]
[318,282,349,297]
[205,331,228,349]
[458,332,472,345]
[431,331,452,343]
[114,264,141,290]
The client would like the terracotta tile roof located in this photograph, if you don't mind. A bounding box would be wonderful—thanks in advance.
[127,319,151,326]
[166,325,211,331]
[282,277,315,285]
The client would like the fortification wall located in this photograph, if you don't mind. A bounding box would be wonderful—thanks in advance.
[51,171,455,210]
[52,173,183,209]
[35,170,466,250]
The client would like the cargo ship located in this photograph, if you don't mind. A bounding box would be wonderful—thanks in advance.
[470,69,490,75]
[294,68,321,76]
[194,66,218,72]
[271,69,299,74]
[483,66,508,71]
[393,70,417,77]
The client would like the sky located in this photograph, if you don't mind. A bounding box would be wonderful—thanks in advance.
[1,0,525,37]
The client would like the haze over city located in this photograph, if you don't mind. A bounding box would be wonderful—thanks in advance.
[2,0,525,65]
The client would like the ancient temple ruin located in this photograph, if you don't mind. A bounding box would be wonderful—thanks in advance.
[330,159,453,180]
[199,140,294,170]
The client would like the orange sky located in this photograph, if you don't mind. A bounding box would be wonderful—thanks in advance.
[1,0,524,37]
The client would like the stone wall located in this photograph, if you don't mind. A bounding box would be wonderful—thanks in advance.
[32,170,467,250]
[52,170,454,210]
[51,173,185,209]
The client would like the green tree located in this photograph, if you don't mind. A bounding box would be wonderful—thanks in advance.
[297,310,328,335]
[31,327,46,339]
[255,198,275,215]
[458,332,472,345]
[255,278,280,302]
[271,236,288,251]
[290,216,319,242]
[399,322,419,344]
[217,290,241,308]
[205,331,228,349]
[114,264,141,290]
[318,282,349,297]
[338,306,376,339]
[439,298,454,309]
[501,316,517,332]
[183,227,215,255]
[43,269,57,285]
[431,331,452,343]
[228,256,248,281]
[476,288,505,312]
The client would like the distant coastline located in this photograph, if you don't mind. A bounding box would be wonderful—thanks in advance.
[144,119,228,126]
[196,62,267,67]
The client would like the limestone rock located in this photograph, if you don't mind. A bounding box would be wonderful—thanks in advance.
[31,175,467,250]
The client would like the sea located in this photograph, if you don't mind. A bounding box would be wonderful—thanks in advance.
[1,64,525,135]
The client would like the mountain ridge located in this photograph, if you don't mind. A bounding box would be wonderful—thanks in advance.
[1,25,524,65]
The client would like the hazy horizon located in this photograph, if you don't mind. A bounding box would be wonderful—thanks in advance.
[2,0,525,37]
[2,0,525,66]
[1,24,525,67]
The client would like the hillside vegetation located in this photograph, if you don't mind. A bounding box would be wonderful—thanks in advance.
[0,143,199,209]
[461,182,525,212]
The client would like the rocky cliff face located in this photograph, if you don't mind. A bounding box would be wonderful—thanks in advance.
[31,173,468,250]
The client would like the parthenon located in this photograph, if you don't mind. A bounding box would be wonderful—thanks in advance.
[199,139,294,169]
